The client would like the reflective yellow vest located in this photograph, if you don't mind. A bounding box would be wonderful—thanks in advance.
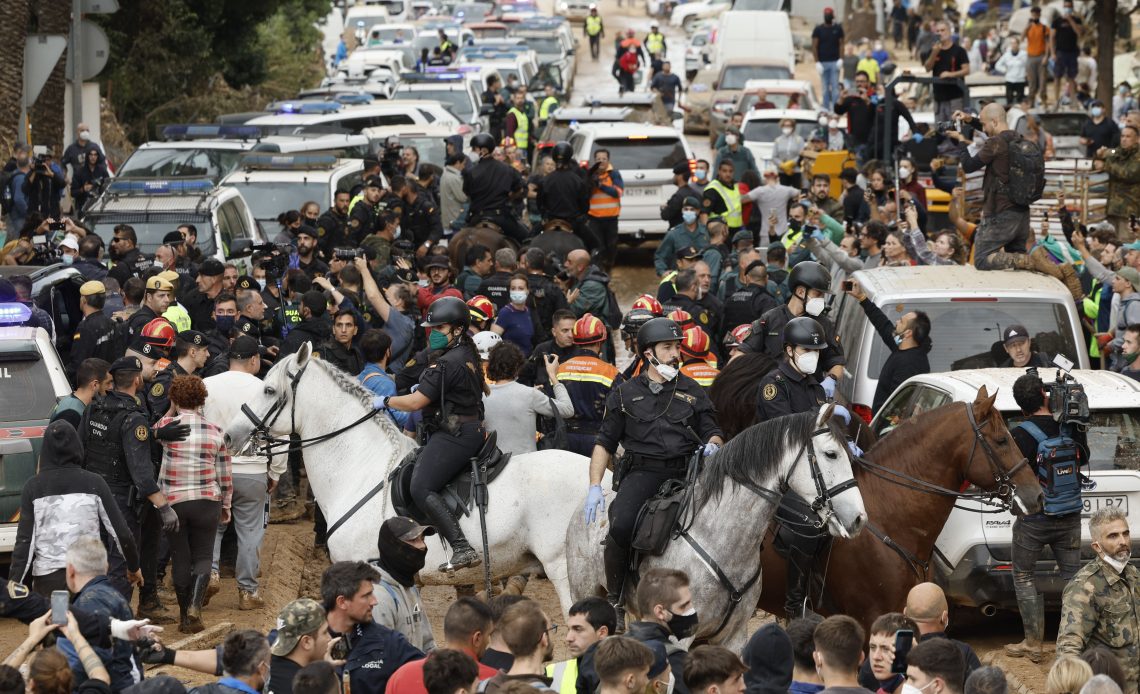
[703,180,743,227]
[585,15,602,35]
[646,31,665,55]
[539,96,559,121]
[508,106,529,148]
[546,659,579,694]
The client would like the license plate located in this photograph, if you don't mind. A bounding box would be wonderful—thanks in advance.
[625,187,660,199]
[1082,495,1129,516]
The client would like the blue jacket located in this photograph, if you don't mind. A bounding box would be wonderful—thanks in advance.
[338,620,424,694]
[654,223,709,275]
[358,363,411,430]
[59,576,140,692]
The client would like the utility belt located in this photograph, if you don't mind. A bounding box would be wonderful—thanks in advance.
[614,452,690,490]
[566,421,599,435]
[419,412,480,442]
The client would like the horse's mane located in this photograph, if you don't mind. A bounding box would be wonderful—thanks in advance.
[301,356,407,447]
[698,410,842,507]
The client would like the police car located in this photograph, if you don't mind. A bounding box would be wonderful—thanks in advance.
[361,124,459,170]
[81,178,266,274]
[393,72,484,130]
[115,125,263,183]
[219,153,364,233]
[869,368,1140,613]
[0,308,72,556]
[245,100,460,136]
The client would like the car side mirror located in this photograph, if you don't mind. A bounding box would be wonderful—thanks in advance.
[229,238,253,257]
[712,81,719,89]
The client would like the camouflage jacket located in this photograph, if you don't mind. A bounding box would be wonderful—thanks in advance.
[1103,145,1140,219]
[1056,555,1140,694]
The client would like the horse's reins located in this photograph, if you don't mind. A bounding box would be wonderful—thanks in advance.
[683,424,860,641]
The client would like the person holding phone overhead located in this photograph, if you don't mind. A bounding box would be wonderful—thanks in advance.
[843,280,932,414]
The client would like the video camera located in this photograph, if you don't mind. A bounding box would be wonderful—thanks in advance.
[333,247,365,261]
[251,242,292,282]
[1028,354,1090,428]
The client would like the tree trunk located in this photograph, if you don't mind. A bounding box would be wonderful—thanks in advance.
[0,0,29,153]
[1096,0,1117,107]
[29,0,70,154]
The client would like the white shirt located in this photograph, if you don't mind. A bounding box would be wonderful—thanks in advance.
[994,49,1027,83]
[203,370,287,479]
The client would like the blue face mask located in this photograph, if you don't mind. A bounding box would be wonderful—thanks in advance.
[215,315,235,336]
[682,210,698,224]
[428,329,451,350]
[61,253,75,266]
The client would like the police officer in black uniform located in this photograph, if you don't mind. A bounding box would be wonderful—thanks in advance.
[462,133,529,244]
[147,331,209,419]
[318,190,352,259]
[377,296,488,571]
[392,176,444,257]
[81,356,185,600]
[743,261,844,389]
[584,317,724,620]
[348,177,386,246]
[753,316,855,621]
[536,142,602,251]
[70,281,121,382]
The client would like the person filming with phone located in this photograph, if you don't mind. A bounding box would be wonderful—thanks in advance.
[843,279,931,414]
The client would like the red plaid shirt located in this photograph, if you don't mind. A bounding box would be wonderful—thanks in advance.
[158,410,232,508]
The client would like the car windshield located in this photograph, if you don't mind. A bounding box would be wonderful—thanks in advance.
[1034,113,1087,137]
[393,137,448,168]
[398,88,473,120]
[89,217,217,256]
[117,148,247,181]
[521,37,563,58]
[738,93,808,110]
[454,3,492,19]
[0,352,55,420]
[1005,409,1140,472]
[591,137,686,170]
[349,11,391,30]
[720,65,791,90]
[691,33,710,47]
[866,300,1082,377]
[226,182,333,223]
[742,119,817,142]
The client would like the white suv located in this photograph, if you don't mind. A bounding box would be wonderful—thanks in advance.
[870,368,1140,613]
[567,123,695,241]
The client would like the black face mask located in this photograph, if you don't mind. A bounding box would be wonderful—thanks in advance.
[666,609,700,639]
[377,523,428,587]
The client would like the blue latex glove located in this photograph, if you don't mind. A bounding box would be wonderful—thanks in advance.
[912,132,924,144]
[584,485,605,525]
[703,442,720,457]
[820,376,836,398]
[831,403,851,425]
[847,440,864,458]
[811,228,828,243]
[372,395,389,410]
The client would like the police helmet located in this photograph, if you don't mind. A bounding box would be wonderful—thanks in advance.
[787,261,832,295]
[421,296,470,329]
[471,133,496,152]
[551,141,574,164]
[637,318,684,350]
[620,308,657,338]
[783,316,827,349]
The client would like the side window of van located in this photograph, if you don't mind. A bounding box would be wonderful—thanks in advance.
[874,385,919,436]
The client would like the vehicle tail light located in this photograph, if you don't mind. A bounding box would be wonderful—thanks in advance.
[851,403,873,424]
[457,124,473,135]
[993,564,1012,571]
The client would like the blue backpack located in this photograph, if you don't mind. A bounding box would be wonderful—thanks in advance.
[1017,421,1084,516]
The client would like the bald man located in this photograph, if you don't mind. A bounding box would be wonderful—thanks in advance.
[903,583,981,678]
[946,104,1082,300]
[563,249,611,322]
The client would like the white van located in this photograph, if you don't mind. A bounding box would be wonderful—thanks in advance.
[832,265,1091,422]
[219,154,364,232]
[710,11,794,73]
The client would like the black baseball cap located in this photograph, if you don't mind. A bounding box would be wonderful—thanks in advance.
[229,334,260,359]
[199,258,224,277]
[178,330,207,346]
[235,275,258,291]
[1003,324,1030,345]
[672,161,692,176]
[162,231,184,245]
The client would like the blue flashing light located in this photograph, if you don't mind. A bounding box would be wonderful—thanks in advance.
[401,71,465,81]
[0,303,32,325]
[271,101,342,115]
[107,178,216,195]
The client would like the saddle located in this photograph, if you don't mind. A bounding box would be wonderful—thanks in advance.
[388,430,513,524]
[472,219,503,234]
[543,218,574,233]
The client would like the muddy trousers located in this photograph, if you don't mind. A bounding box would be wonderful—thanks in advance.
[1012,514,1081,645]
[973,208,1031,270]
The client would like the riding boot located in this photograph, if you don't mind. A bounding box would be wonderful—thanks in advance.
[180,574,208,634]
[421,492,481,572]
[784,556,811,622]
[603,539,630,634]
[1004,593,1043,663]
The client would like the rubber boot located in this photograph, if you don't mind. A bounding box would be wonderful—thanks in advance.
[603,539,629,634]
[421,492,480,572]
[136,589,176,626]
[202,570,220,607]
[180,574,208,634]
[1004,593,1043,663]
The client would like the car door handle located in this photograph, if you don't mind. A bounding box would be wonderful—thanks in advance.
[636,173,645,180]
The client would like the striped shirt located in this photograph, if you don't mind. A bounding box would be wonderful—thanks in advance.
[158,410,232,508]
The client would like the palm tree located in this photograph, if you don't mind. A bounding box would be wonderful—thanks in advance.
[29,0,70,153]
[0,0,29,154]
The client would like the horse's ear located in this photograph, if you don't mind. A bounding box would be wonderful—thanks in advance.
[297,342,312,367]
[973,385,998,416]
[817,403,835,428]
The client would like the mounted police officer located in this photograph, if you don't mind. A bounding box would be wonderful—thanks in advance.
[463,133,529,244]
[376,296,489,571]
[754,316,854,621]
[744,261,845,389]
[583,317,724,625]
[81,356,186,602]
[536,142,601,251]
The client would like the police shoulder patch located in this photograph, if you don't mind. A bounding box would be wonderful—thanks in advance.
[762,383,778,401]
[698,312,709,324]
[351,219,361,228]
[150,383,164,397]
[135,425,149,441]
[674,392,695,404]
[405,358,416,367]
[6,581,28,599]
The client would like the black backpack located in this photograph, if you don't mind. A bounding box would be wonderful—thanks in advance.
[1004,134,1046,207]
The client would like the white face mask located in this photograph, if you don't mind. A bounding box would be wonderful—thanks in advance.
[418,278,430,287]
[804,296,826,316]
[79,130,91,141]
[828,119,840,129]
[649,351,678,380]
[782,127,794,136]
[899,166,912,179]
[725,134,738,146]
[793,349,819,375]
[818,116,829,126]
[509,290,528,304]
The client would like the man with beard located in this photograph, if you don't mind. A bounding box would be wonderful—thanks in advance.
[321,561,424,694]
[318,190,352,258]
[370,517,436,652]
[296,226,330,280]
[1056,507,1139,693]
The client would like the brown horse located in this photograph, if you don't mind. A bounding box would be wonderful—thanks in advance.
[447,221,518,270]
[754,386,1044,630]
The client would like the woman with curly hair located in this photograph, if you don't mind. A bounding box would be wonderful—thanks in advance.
[157,374,232,634]
[483,340,572,455]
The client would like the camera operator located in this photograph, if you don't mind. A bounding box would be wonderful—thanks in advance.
[23,153,65,219]
[70,149,108,215]
[1004,370,1088,664]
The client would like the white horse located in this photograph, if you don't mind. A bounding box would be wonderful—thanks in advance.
[224,344,604,615]
[566,406,867,651]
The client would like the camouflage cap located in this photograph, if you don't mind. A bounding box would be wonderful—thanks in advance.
[271,598,326,656]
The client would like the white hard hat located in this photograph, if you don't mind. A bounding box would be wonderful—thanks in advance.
[473,331,502,360]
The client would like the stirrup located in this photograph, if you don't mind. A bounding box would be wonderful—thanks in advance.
[440,544,481,572]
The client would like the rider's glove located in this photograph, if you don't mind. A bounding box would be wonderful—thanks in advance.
[820,376,837,398]
[847,440,864,459]
[702,442,720,457]
[584,485,605,525]
[372,395,390,410]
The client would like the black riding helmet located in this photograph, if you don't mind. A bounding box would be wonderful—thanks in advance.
[620,308,657,338]
[551,141,574,164]
[788,261,832,295]
[421,296,470,329]
[783,316,827,349]
[637,317,684,350]
[470,133,496,153]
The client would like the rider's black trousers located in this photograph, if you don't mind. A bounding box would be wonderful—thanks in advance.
[410,421,485,509]
[605,463,685,597]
